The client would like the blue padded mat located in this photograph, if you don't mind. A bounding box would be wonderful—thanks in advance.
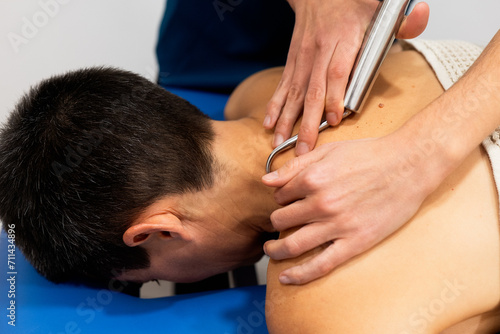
[0,232,268,333]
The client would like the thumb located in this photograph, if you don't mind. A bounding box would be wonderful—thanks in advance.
[262,144,331,187]
[396,2,430,39]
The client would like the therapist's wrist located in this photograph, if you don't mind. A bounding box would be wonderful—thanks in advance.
[386,120,458,198]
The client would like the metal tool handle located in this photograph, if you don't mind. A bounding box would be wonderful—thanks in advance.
[265,0,411,173]
[345,0,411,112]
[265,111,351,173]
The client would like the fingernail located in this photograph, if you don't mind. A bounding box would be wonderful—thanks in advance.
[262,171,279,182]
[263,115,272,128]
[263,243,269,255]
[279,274,292,285]
[296,141,309,155]
[327,112,338,125]
[273,133,284,147]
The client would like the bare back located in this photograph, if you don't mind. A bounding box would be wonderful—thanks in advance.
[225,46,500,333]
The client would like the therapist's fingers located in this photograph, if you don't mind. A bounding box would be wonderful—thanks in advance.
[396,2,430,39]
[324,37,362,124]
[265,78,291,134]
[275,238,359,285]
[269,194,334,231]
[264,221,336,260]
[265,21,313,147]
[293,41,336,156]
[272,46,317,148]
[264,24,303,135]
[262,142,332,189]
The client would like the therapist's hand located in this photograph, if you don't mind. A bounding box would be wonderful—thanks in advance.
[263,0,429,155]
[262,134,445,285]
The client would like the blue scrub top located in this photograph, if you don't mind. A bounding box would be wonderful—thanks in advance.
[156,0,295,93]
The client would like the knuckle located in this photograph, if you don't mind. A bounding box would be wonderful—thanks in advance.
[300,168,323,190]
[275,119,294,136]
[317,260,334,276]
[281,156,303,174]
[327,63,350,81]
[279,73,291,87]
[297,128,317,147]
[270,209,283,226]
[316,193,337,213]
[314,35,332,50]
[298,44,314,58]
[315,197,330,213]
[299,124,318,138]
[312,254,335,278]
[305,85,325,105]
[282,237,302,257]
[292,269,307,285]
[287,84,304,102]
[266,99,282,114]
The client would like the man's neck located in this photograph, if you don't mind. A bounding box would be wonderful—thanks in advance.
[210,118,278,233]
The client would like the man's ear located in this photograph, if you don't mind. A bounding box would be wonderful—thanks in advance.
[122,213,187,247]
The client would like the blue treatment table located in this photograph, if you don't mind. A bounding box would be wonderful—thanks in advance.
[0,87,270,334]
[166,87,229,121]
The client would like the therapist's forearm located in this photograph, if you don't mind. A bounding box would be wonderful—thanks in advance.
[393,30,500,191]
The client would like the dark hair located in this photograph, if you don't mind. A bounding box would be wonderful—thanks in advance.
[0,67,215,283]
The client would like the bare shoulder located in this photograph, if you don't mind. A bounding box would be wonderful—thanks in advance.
[264,48,500,333]
[266,143,500,333]
[224,67,284,121]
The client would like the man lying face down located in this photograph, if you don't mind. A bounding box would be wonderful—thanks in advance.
[0,67,278,283]
[2,41,500,333]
